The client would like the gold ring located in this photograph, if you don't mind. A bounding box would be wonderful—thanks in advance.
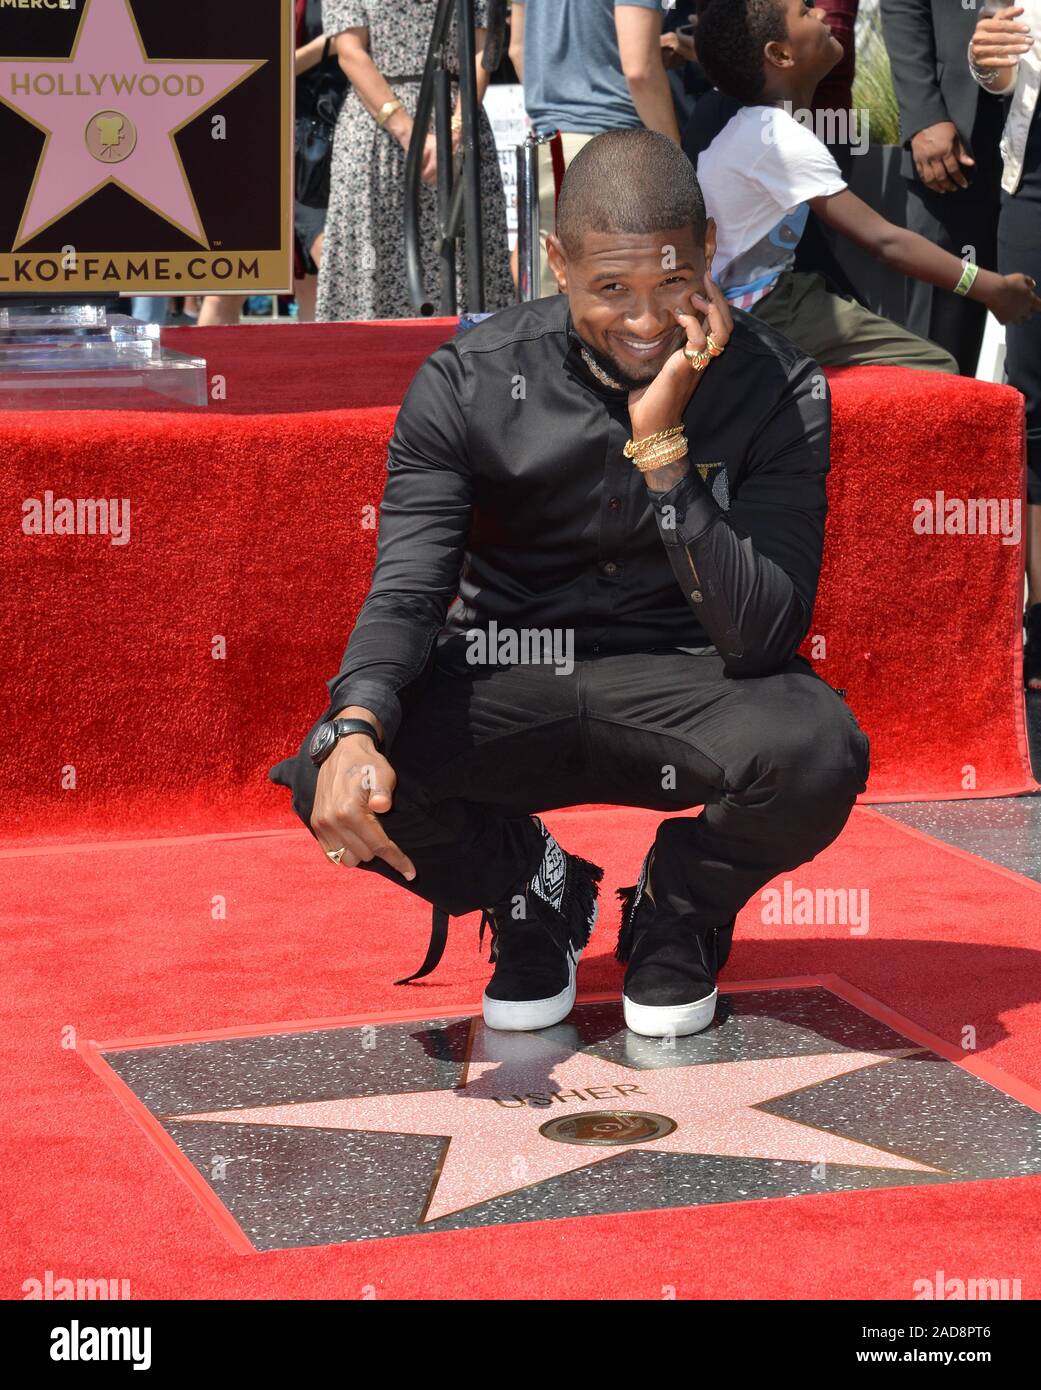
[325,847,347,865]
[684,343,711,373]
[706,335,725,358]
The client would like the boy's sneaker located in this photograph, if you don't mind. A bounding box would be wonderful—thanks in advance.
[481,817,604,1032]
[615,847,734,1038]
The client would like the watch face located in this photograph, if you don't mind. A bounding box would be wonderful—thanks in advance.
[309,722,335,763]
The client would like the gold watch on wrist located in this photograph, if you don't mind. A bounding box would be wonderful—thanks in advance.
[376,97,404,128]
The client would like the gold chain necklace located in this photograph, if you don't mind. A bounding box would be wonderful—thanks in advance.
[579,345,625,392]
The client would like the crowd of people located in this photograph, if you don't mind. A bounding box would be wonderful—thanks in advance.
[294,0,1040,685]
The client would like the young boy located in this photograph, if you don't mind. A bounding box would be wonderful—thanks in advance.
[691,0,1041,370]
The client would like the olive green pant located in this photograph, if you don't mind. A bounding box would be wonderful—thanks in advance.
[751,271,960,374]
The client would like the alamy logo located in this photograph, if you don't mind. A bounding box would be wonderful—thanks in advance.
[764,101,870,157]
[49,1321,151,1370]
[760,879,869,934]
[465,620,574,675]
[912,1269,1021,1301]
[22,490,130,546]
[913,493,1021,546]
[23,1270,130,1300]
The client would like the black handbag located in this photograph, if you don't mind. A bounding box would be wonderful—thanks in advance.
[295,38,347,209]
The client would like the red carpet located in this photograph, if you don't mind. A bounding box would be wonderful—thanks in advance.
[2,322,1037,1296]
[163,321,461,412]
[0,323,1034,846]
[2,805,1041,1299]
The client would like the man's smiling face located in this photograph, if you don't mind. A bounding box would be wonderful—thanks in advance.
[547,222,717,390]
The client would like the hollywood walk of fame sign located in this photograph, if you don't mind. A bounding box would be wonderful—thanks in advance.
[0,0,293,295]
[83,985,1041,1252]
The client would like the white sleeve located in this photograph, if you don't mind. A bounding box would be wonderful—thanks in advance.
[748,110,848,212]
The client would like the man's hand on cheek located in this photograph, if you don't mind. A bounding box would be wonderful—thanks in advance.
[627,273,733,440]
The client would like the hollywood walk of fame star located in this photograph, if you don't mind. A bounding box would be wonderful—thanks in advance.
[170,1022,942,1224]
[0,0,262,247]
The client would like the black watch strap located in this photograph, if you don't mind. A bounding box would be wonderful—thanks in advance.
[331,717,384,754]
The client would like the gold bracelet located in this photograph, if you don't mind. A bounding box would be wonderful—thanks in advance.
[623,424,684,460]
[625,430,686,466]
[629,437,689,473]
[633,439,689,467]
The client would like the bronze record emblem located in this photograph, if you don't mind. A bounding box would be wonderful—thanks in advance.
[539,1110,677,1147]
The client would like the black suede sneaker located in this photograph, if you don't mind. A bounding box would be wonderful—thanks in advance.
[615,847,734,1038]
[481,817,604,1032]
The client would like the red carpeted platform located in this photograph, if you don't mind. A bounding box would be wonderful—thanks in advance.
[3,326,1040,1300]
[3,806,1041,1299]
[1,322,1035,846]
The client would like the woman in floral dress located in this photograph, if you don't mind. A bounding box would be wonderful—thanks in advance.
[319,0,514,320]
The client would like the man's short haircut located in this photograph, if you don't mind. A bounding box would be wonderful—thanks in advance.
[694,0,788,105]
[555,129,708,258]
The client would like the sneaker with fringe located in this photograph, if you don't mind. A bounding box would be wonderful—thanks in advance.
[480,817,604,1032]
[615,847,734,1038]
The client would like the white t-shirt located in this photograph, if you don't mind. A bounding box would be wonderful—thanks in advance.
[696,105,847,310]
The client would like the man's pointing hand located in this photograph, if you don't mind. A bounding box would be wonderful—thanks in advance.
[310,733,417,882]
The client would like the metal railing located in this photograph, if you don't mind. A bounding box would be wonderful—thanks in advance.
[403,0,509,315]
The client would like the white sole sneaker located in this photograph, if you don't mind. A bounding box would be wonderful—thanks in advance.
[483,950,580,1032]
[622,987,718,1038]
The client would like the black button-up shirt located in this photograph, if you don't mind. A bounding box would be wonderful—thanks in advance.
[328,293,831,749]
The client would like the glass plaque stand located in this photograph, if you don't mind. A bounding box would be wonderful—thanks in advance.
[0,305,207,409]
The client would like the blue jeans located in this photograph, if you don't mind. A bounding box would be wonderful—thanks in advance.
[130,296,170,325]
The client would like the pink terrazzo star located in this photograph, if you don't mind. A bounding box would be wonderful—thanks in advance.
[0,0,262,246]
[172,1024,941,1222]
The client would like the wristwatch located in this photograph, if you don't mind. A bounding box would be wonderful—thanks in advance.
[376,97,404,128]
[309,717,384,767]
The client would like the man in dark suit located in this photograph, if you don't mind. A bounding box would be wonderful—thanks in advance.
[880,0,1007,375]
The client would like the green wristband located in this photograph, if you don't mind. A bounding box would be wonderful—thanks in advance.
[954,262,980,297]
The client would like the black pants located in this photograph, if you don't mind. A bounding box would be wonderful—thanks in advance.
[998,110,1041,505]
[902,95,1006,378]
[271,639,870,943]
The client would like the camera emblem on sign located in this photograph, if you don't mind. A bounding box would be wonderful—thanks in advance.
[85,110,137,163]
